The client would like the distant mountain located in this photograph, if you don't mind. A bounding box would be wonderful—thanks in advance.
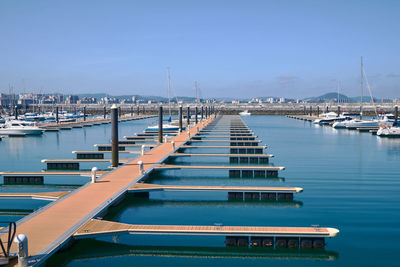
[302,92,387,103]
[303,92,350,103]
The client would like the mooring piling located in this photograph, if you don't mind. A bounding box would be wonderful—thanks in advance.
[179,106,183,132]
[111,104,119,168]
[187,107,190,126]
[159,106,163,144]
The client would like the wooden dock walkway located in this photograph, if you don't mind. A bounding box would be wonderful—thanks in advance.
[154,165,284,171]
[0,191,70,201]
[129,183,302,193]
[40,158,132,163]
[169,153,274,158]
[40,115,156,129]
[0,171,109,177]
[0,118,214,266]
[72,150,140,154]
[180,145,267,149]
[74,219,339,239]
[188,140,262,143]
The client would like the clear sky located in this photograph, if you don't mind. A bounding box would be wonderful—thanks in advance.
[0,0,399,99]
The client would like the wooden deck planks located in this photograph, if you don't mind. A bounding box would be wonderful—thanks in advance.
[74,219,339,238]
[169,153,274,157]
[0,191,71,201]
[0,118,214,264]
[154,165,285,170]
[129,183,302,193]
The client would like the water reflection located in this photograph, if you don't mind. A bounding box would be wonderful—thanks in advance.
[47,239,338,267]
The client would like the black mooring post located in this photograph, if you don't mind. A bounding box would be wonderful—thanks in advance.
[158,106,163,143]
[201,106,204,121]
[56,107,59,123]
[395,106,398,126]
[84,106,87,121]
[111,105,119,168]
[103,106,106,119]
[187,107,190,126]
[14,106,18,120]
[338,106,341,114]
[195,107,198,124]
[137,105,140,116]
[130,106,133,116]
[303,106,306,115]
[317,106,320,117]
[310,106,312,116]
[179,106,183,132]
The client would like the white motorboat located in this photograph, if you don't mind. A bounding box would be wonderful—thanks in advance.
[145,124,180,132]
[377,125,400,137]
[336,114,394,129]
[239,110,251,116]
[312,112,346,124]
[0,120,43,135]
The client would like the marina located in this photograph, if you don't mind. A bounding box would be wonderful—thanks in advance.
[2,2,400,266]
[0,111,399,267]
[0,111,345,266]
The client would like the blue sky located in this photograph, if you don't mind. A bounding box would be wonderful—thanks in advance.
[0,0,399,99]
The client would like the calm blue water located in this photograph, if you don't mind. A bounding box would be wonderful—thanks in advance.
[0,117,157,225]
[3,115,400,266]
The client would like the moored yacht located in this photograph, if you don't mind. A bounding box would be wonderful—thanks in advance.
[239,110,251,116]
[336,114,394,129]
[312,112,346,125]
[145,124,180,132]
[0,120,43,135]
[377,125,400,137]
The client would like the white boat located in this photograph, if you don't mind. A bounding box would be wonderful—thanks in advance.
[0,120,43,135]
[312,112,345,124]
[145,124,180,132]
[337,114,394,129]
[377,125,400,137]
[239,110,251,116]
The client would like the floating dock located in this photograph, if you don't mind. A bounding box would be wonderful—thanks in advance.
[0,191,70,201]
[0,114,339,266]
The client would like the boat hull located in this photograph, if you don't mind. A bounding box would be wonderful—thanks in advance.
[0,128,43,135]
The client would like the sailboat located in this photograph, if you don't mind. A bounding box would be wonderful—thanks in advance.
[145,68,182,132]
[332,57,394,129]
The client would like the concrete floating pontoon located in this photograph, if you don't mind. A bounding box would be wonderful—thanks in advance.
[0,191,70,201]
[180,145,267,149]
[169,153,274,158]
[129,183,302,200]
[154,165,284,177]
[154,165,284,171]
[41,158,132,170]
[74,219,339,243]
[0,171,108,177]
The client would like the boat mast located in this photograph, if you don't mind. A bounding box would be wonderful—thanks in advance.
[360,56,363,119]
[167,67,171,117]
[195,81,199,103]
